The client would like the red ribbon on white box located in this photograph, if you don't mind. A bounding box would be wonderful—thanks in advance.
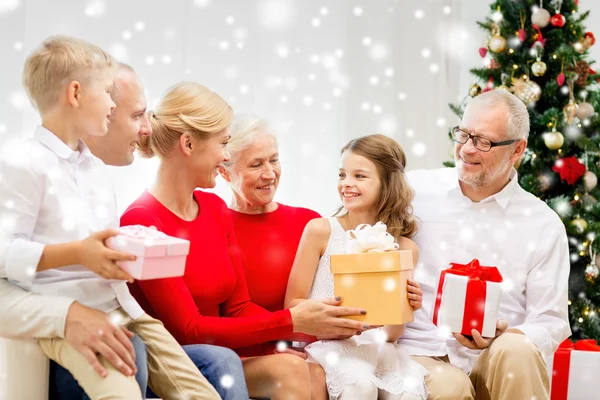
[432,259,503,336]
[550,339,600,400]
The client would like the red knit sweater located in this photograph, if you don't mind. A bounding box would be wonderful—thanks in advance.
[120,190,293,350]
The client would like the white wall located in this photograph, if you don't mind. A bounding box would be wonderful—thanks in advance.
[0,0,598,215]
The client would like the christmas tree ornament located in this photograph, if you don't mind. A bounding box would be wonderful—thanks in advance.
[537,174,551,192]
[543,129,564,150]
[479,47,488,58]
[531,24,546,48]
[585,264,599,279]
[583,32,596,50]
[577,102,595,120]
[557,72,566,86]
[489,35,507,53]
[571,217,588,233]
[532,60,547,76]
[469,84,482,97]
[563,99,579,125]
[518,11,526,42]
[584,171,598,191]
[552,156,587,185]
[570,60,590,87]
[582,193,597,204]
[511,75,542,104]
[550,13,566,28]
[531,7,551,27]
[563,80,578,125]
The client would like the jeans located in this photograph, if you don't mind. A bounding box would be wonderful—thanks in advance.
[49,334,148,400]
[147,344,249,400]
[51,339,248,400]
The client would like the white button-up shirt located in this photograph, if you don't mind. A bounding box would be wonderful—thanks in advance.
[399,167,571,373]
[0,126,143,319]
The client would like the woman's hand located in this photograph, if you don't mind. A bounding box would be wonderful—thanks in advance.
[289,298,370,337]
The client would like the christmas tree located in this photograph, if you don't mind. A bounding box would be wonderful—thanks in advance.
[449,0,600,340]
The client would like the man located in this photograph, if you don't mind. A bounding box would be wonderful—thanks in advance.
[0,63,249,400]
[401,90,571,399]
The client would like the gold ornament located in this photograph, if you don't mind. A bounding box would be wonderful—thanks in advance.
[584,171,598,191]
[571,217,588,233]
[531,60,547,77]
[577,102,595,120]
[563,100,579,125]
[469,84,482,97]
[543,130,564,150]
[510,75,542,104]
[489,35,507,53]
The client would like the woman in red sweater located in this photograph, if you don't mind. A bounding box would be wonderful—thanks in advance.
[121,82,369,400]
[217,114,325,398]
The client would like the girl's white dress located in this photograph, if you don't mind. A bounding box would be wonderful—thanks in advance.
[304,218,429,399]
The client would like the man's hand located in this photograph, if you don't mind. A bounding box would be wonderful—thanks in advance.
[453,319,509,350]
[407,279,423,310]
[289,298,370,337]
[65,302,137,378]
[77,230,136,283]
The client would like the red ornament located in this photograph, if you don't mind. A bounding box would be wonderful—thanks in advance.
[518,28,526,42]
[552,157,586,185]
[585,32,596,46]
[550,13,566,28]
[479,47,488,58]
[557,72,566,86]
[483,76,494,92]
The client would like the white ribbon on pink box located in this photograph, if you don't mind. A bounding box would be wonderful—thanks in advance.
[106,225,190,280]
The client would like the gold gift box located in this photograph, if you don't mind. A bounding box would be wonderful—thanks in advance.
[330,250,414,325]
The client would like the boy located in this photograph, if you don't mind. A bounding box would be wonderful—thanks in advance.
[0,36,219,400]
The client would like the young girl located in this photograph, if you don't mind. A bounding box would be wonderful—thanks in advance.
[285,134,428,400]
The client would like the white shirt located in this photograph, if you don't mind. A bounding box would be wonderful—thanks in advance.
[0,126,143,319]
[399,167,571,373]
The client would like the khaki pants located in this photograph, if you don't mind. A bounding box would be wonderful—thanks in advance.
[411,333,549,400]
[39,310,220,400]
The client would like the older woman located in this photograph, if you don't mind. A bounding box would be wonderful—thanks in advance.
[121,81,369,400]
[218,114,326,397]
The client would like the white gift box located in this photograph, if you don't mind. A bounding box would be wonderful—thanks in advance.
[0,337,49,400]
[106,225,190,280]
[432,260,503,338]
[546,340,600,400]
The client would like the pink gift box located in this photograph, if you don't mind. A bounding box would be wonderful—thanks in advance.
[106,225,190,280]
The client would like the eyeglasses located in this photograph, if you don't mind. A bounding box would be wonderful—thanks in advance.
[451,126,519,152]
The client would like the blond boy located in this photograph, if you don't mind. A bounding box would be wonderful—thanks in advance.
[0,36,219,400]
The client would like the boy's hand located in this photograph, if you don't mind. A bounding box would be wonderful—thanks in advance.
[77,229,136,283]
[407,279,423,310]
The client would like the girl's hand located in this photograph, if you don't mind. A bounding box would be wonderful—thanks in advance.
[407,279,423,310]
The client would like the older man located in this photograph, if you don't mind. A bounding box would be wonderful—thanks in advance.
[401,90,570,399]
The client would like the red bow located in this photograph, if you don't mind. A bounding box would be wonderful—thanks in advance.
[552,157,586,185]
[432,260,503,335]
[551,339,600,399]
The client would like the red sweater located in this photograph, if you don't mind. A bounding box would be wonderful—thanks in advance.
[120,190,293,350]
[230,204,320,312]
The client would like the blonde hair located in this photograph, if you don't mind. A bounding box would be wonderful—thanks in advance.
[22,35,114,113]
[223,113,277,168]
[335,134,417,239]
[137,82,233,158]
